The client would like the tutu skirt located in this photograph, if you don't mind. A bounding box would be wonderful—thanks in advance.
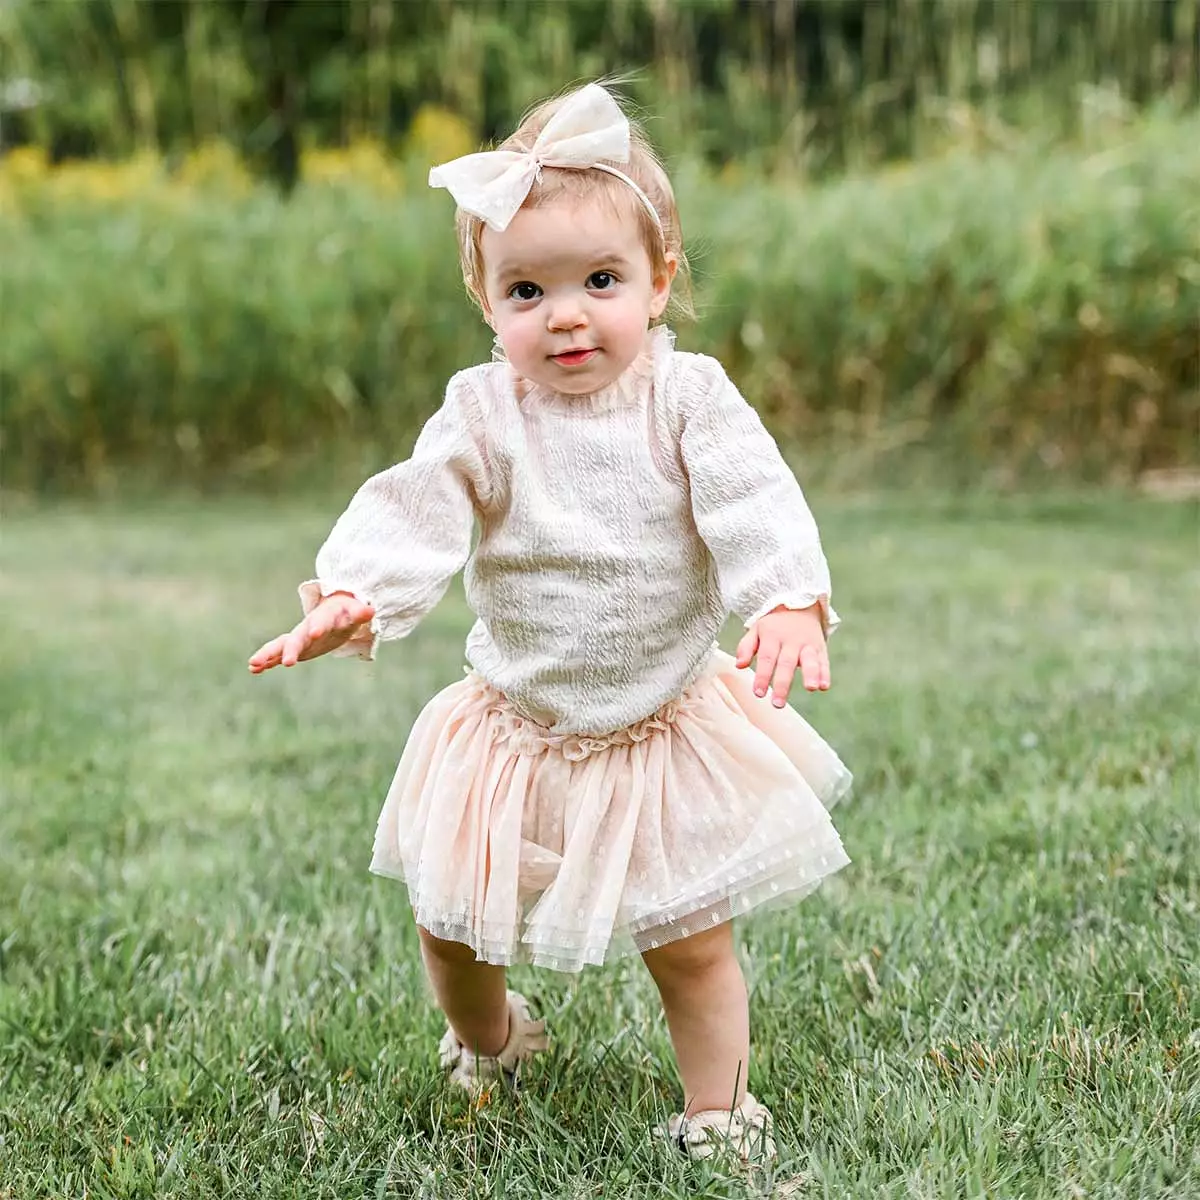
[371,650,851,972]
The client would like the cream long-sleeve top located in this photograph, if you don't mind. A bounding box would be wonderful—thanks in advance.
[300,328,838,736]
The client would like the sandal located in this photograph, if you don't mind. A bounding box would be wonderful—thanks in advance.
[658,1093,777,1163]
[438,990,548,1091]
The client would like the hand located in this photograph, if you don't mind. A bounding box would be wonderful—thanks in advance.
[248,592,375,674]
[735,603,830,707]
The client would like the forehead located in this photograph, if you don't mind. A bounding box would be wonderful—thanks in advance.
[481,195,648,280]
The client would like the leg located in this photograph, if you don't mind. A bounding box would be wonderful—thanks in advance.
[642,921,750,1114]
[418,925,510,1056]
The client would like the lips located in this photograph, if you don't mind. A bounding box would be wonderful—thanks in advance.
[552,348,598,367]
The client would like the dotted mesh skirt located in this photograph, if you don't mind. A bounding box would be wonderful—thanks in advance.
[370,650,851,972]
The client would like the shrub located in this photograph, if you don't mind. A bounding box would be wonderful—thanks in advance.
[1,115,1196,490]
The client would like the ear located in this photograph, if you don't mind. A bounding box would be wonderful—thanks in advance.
[649,252,679,320]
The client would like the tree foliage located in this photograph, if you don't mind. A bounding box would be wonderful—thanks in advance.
[2,0,1197,181]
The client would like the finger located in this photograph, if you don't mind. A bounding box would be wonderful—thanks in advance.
[799,643,824,691]
[753,640,779,698]
[771,647,800,707]
[248,637,277,667]
[281,620,313,667]
[735,627,758,669]
[818,643,831,691]
[248,635,287,672]
[322,597,373,634]
[339,601,374,631]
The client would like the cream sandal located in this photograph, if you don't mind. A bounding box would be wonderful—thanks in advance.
[438,990,548,1091]
[659,1093,777,1163]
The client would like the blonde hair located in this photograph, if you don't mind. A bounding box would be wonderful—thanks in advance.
[453,86,694,320]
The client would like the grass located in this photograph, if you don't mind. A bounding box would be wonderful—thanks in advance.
[0,491,1197,1198]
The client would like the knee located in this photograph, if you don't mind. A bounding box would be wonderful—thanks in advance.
[418,925,480,966]
[642,923,739,991]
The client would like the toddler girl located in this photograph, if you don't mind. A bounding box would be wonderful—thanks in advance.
[249,83,851,1164]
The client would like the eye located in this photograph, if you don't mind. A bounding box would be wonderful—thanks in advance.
[587,271,618,291]
[508,282,541,301]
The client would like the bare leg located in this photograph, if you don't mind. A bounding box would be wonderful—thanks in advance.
[418,925,510,1056]
[642,921,750,1113]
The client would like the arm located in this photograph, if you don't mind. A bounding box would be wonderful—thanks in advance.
[249,375,491,673]
[680,358,837,705]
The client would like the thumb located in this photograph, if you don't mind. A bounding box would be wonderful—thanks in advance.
[735,627,758,669]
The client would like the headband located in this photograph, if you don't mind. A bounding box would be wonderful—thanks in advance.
[428,84,664,236]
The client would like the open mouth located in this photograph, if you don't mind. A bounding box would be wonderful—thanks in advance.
[551,348,598,367]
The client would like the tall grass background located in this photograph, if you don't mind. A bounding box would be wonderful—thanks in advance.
[2,108,1198,492]
[2,0,1198,493]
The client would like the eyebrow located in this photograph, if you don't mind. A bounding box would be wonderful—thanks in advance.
[491,252,636,282]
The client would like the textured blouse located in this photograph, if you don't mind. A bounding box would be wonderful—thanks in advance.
[300,328,837,736]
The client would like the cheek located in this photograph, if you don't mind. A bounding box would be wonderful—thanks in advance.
[491,306,521,337]
[608,295,654,336]
[492,310,540,356]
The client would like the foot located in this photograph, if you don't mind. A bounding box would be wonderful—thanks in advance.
[658,1093,777,1163]
[438,990,548,1092]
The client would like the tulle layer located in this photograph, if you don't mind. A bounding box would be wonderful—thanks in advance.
[370,651,851,972]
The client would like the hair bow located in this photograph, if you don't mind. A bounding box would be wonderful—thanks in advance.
[428,83,663,234]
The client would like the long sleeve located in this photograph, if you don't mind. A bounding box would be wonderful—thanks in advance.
[679,358,838,634]
[298,373,492,658]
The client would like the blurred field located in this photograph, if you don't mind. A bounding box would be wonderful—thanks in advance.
[7,0,1197,174]
[1,493,1197,1198]
[3,110,1198,494]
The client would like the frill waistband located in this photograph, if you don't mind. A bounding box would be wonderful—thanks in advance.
[465,650,725,761]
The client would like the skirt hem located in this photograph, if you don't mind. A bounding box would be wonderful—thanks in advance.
[374,844,851,972]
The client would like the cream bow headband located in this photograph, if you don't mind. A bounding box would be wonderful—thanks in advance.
[428,84,664,235]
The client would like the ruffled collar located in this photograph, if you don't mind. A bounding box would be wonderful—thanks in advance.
[498,326,675,416]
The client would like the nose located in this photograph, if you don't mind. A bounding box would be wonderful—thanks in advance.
[545,294,587,332]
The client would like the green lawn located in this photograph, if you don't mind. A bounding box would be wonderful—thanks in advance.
[1,493,1196,1199]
